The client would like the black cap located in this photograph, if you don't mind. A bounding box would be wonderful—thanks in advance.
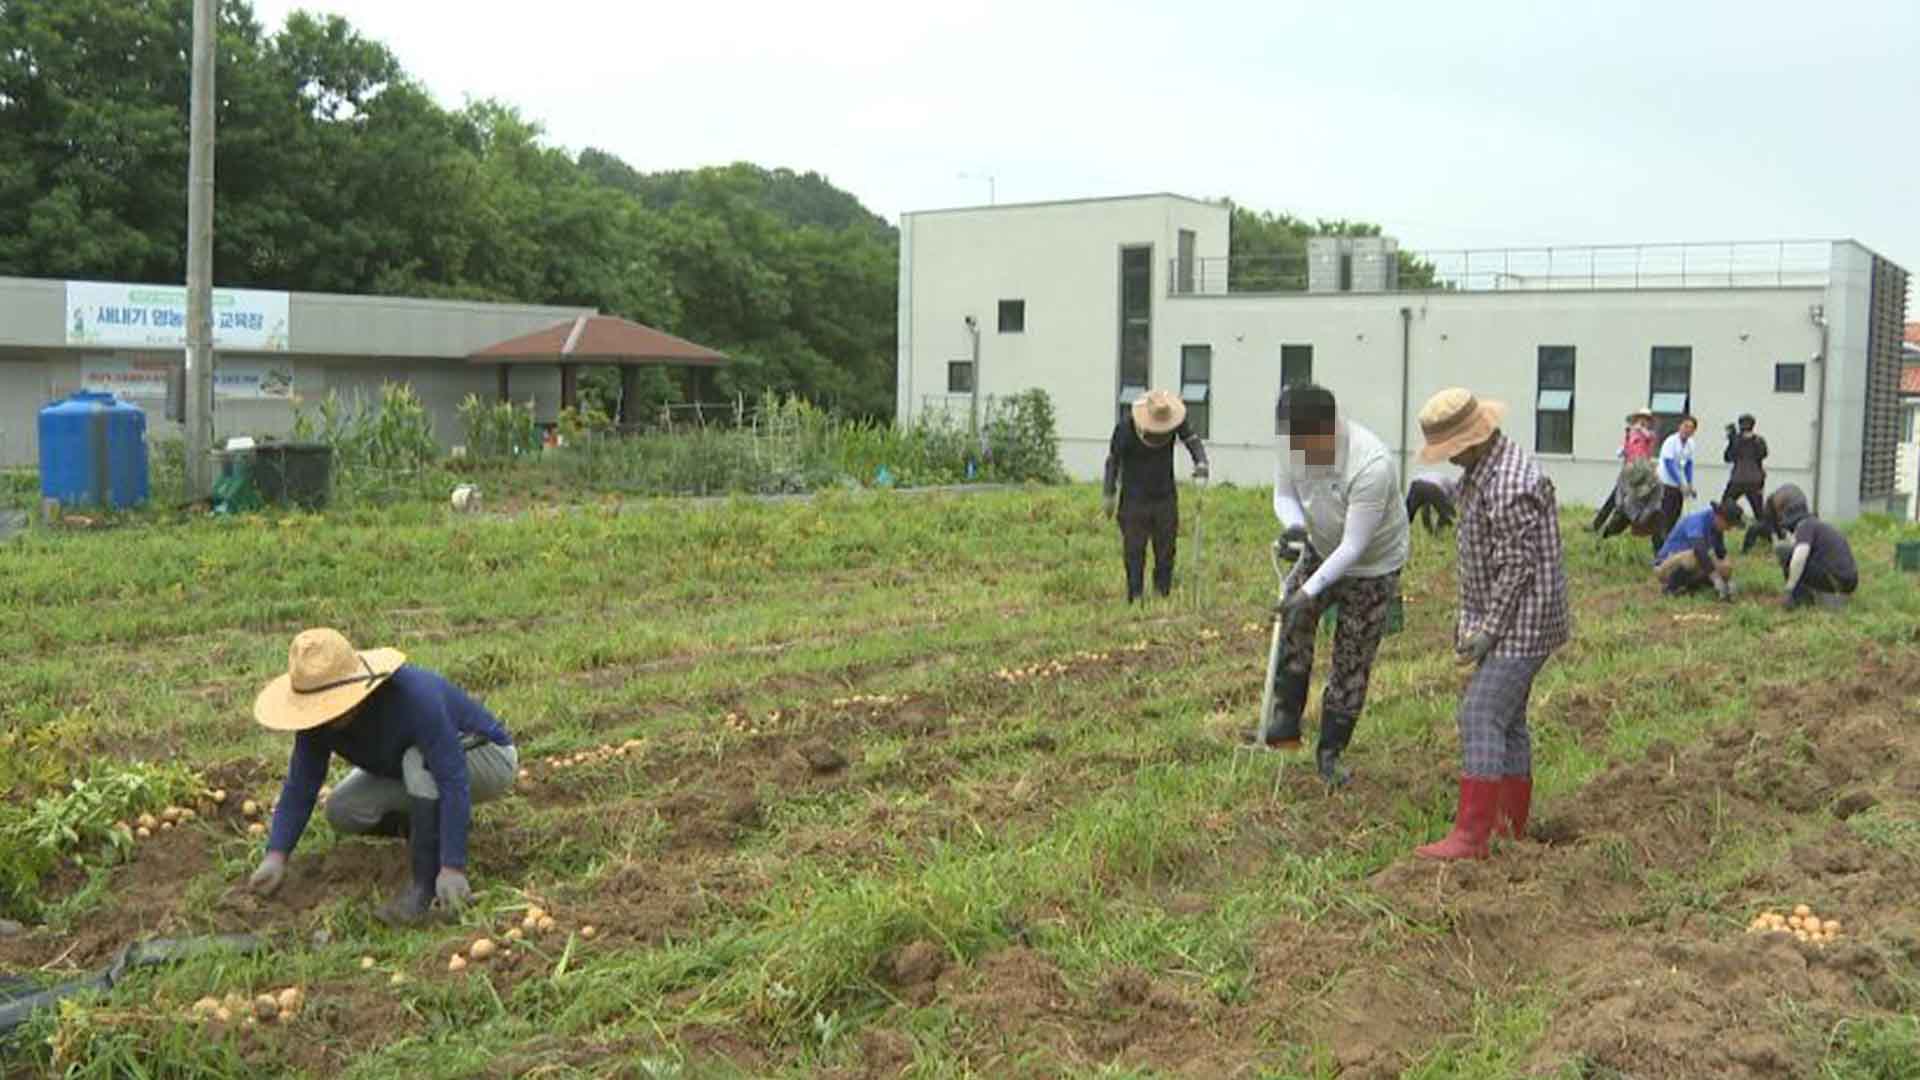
[1277,383,1336,436]
[1738,414,1756,429]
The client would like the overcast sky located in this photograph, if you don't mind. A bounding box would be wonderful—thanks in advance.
[247,0,1920,273]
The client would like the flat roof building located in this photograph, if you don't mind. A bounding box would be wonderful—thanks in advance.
[897,194,1911,521]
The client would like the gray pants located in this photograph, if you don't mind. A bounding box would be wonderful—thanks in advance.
[325,742,519,835]
[1458,656,1547,778]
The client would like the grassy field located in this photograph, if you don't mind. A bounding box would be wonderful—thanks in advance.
[2,484,1918,1078]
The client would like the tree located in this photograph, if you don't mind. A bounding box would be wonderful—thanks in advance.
[1226,203,1440,291]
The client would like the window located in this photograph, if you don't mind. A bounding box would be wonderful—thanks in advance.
[1176,229,1196,295]
[1774,362,1805,394]
[1180,345,1212,438]
[1649,346,1693,437]
[1117,246,1153,421]
[998,299,1025,334]
[947,361,973,394]
[1535,345,1575,455]
[1277,345,1313,434]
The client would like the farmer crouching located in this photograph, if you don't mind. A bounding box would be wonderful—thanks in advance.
[1412,389,1570,861]
[1654,499,1745,600]
[1767,484,1859,609]
[246,628,519,926]
[1259,384,1410,787]
[1103,389,1209,603]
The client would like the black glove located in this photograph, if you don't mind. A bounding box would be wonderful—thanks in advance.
[1457,631,1495,664]
[1275,586,1314,621]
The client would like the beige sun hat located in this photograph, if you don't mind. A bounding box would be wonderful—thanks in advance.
[1417,388,1507,463]
[254,628,406,732]
[1131,389,1187,437]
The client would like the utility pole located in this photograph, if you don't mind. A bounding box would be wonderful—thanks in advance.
[183,0,217,500]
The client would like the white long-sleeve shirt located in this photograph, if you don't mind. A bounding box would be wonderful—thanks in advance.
[1658,432,1696,490]
[1273,419,1410,597]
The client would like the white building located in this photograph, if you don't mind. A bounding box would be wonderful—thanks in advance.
[896,194,1912,522]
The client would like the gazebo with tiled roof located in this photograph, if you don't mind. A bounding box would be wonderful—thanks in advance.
[471,314,728,426]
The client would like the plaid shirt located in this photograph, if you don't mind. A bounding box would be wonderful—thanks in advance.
[1455,434,1570,658]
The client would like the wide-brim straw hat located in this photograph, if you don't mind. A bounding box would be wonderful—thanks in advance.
[1131,389,1186,437]
[1418,388,1507,463]
[254,628,406,732]
[1627,408,1654,423]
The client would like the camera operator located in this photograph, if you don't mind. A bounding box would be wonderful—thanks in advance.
[1722,414,1772,553]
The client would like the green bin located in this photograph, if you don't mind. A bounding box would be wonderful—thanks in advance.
[253,442,333,510]
[1896,540,1920,574]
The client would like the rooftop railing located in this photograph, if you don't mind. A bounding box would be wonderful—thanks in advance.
[1171,240,1836,297]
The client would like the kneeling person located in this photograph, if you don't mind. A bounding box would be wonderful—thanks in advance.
[247,628,519,926]
[1654,500,1744,599]
[1767,484,1858,609]
[1260,384,1410,787]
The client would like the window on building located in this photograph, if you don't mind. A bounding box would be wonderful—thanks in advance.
[998,299,1025,334]
[1536,345,1575,455]
[1649,346,1693,437]
[1117,245,1153,422]
[1774,362,1805,394]
[1177,230,1196,295]
[1180,345,1212,438]
[1276,344,1314,434]
[947,361,973,394]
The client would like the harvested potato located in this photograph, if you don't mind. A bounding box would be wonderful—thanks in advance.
[537,916,556,933]
[1794,904,1812,918]
[137,813,158,830]
[389,973,407,987]
[192,996,221,1016]
[1824,919,1842,935]
[253,994,280,1020]
[248,823,266,837]
[214,1007,233,1024]
[469,938,497,961]
[242,800,260,818]
[361,956,376,970]
[505,928,524,942]
[448,954,467,973]
[136,827,152,839]
[527,906,547,921]
[581,926,598,940]
[277,987,304,1015]
[212,789,228,804]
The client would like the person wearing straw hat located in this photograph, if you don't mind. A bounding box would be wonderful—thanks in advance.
[1590,408,1659,535]
[1411,389,1569,861]
[1103,389,1209,603]
[1260,383,1409,788]
[247,628,519,925]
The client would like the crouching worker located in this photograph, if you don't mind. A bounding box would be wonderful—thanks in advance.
[1654,499,1744,600]
[1412,389,1569,861]
[246,628,519,926]
[1767,484,1858,609]
[1260,384,1410,787]
[1405,473,1458,535]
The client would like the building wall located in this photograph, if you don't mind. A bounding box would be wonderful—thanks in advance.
[1156,287,1826,504]
[894,196,1900,518]
[897,195,1231,447]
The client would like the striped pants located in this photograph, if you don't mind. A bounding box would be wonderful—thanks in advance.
[1459,655,1547,777]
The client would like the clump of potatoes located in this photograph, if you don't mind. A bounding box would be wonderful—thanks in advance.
[189,986,303,1025]
[1748,903,1843,946]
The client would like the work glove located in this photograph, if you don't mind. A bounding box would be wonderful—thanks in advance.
[1193,464,1210,483]
[1457,631,1495,665]
[1102,494,1117,520]
[435,868,472,912]
[1274,585,1314,622]
[248,852,287,897]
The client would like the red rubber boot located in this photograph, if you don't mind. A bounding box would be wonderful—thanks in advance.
[1496,775,1532,841]
[1415,777,1499,861]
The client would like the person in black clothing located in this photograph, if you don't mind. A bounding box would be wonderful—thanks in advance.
[1405,473,1458,535]
[1104,389,1209,602]
[1722,414,1774,553]
[1767,484,1859,609]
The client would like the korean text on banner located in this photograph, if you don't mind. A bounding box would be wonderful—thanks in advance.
[81,357,294,400]
[65,281,290,352]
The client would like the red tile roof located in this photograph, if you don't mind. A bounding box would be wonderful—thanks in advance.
[1903,364,1920,396]
[1907,321,1920,346]
[472,315,727,367]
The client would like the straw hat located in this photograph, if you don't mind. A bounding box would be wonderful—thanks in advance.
[254,628,406,732]
[1131,389,1186,437]
[1627,407,1654,423]
[1417,388,1507,463]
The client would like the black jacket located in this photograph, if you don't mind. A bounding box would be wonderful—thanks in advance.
[1724,431,1768,488]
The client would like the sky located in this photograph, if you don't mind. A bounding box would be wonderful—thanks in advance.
[245,0,1920,272]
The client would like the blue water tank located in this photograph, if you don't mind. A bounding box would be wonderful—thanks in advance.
[37,391,150,509]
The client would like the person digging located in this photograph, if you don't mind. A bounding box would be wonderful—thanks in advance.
[1766,484,1859,610]
[1258,384,1410,787]
[1653,499,1745,600]
[1411,389,1570,861]
[246,628,519,926]
[1103,389,1209,603]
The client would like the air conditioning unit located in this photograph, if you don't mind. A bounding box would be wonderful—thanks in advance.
[1308,236,1400,293]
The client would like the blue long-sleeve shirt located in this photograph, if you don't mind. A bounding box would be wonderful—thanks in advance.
[267,666,512,869]
[1654,507,1726,566]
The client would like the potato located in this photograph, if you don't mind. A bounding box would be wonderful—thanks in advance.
[521,916,539,934]
[361,956,376,970]
[537,916,556,933]
[389,973,407,987]
[277,987,304,1015]
[180,809,197,822]
[161,821,174,831]
[192,996,221,1015]
[469,938,497,961]
[214,1007,233,1024]
[248,823,266,837]
[136,826,152,839]
[1789,916,1803,929]
[448,954,467,973]
[1824,919,1842,935]
[253,994,280,1020]
[505,928,524,942]
[1794,904,1812,918]
[137,813,158,830]
[581,926,597,940]
[212,789,228,804]
[242,800,260,818]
